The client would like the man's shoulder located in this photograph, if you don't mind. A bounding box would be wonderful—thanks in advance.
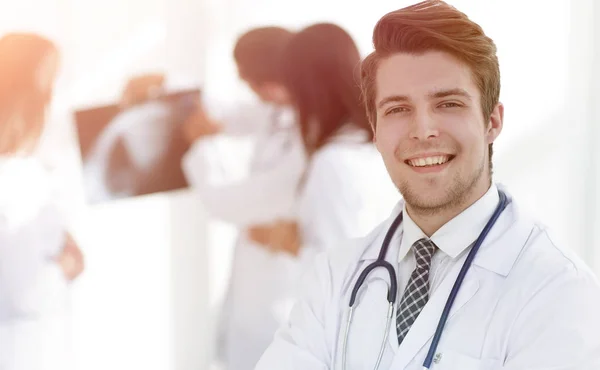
[498,188,597,286]
[512,218,599,294]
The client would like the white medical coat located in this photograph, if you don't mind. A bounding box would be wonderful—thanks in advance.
[182,102,307,370]
[0,156,71,370]
[293,127,399,270]
[0,105,84,370]
[255,187,600,370]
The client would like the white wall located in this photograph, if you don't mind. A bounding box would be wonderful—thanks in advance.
[588,0,600,272]
[68,190,210,370]
[562,0,598,264]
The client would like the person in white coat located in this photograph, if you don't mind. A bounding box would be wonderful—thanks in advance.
[180,27,307,370]
[0,32,85,370]
[247,23,398,262]
[255,1,600,369]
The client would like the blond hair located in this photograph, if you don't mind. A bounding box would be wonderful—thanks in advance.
[0,33,58,155]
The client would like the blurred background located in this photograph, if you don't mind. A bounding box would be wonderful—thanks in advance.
[0,0,598,369]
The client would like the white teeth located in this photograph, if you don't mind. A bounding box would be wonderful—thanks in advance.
[408,156,450,167]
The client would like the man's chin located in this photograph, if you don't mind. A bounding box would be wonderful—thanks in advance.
[407,198,447,212]
[399,185,454,212]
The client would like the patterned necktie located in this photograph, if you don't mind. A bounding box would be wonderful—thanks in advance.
[396,238,438,344]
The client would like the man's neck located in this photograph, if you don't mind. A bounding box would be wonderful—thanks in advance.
[407,181,492,237]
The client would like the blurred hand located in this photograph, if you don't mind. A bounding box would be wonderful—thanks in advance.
[247,224,272,246]
[120,73,165,107]
[182,104,223,143]
[247,221,301,256]
[56,233,85,282]
[270,221,301,256]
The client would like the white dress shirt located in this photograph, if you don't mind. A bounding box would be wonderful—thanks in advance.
[396,184,500,297]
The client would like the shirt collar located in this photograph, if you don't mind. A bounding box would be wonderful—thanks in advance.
[398,183,500,262]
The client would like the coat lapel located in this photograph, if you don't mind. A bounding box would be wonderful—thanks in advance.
[389,196,534,369]
[390,253,480,369]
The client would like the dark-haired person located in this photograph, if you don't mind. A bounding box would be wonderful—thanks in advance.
[247,21,397,268]
[255,2,600,369]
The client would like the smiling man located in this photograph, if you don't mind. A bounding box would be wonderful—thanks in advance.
[369,51,501,236]
[254,1,600,369]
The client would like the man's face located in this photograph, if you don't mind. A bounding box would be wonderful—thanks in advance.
[373,50,503,214]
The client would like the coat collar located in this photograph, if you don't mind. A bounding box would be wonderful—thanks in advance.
[358,185,535,277]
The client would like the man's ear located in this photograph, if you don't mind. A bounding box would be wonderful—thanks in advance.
[486,102,504,145]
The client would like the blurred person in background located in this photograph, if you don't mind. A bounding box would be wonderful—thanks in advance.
[0,32,84,370]
[181,27,306,370]
[247,23,398,285]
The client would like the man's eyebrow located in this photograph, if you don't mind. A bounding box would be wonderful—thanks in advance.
[428,88,472,100]
[377,95,409,110]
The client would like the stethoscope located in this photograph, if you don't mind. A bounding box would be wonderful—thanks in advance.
[341,189,509,370]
